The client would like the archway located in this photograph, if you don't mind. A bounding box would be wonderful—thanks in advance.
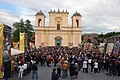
[55,36,62,46]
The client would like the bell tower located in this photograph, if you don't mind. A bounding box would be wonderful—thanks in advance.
[35,10,46,27]
[72,11,82,27]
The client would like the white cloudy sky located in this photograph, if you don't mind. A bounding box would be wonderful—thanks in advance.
[0,0,120,34]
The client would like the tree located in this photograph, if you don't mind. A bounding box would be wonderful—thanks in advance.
[98,32,120,39]
[24,20,34,40]
[12,19,34,42]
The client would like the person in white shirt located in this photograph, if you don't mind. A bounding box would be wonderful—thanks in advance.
[23,63,28,77]
[83,60,88,73]
[94,61,98,73]
[18,64,24,78]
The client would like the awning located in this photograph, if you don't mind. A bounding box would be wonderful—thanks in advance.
[11,48,24,56]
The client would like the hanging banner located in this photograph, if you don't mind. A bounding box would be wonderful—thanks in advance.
[99,43,106,53]
[113,41,120,54]
[20,33,25,51]
[83,43,93,51]
[0,24,4,78]
[84,43,89,50]
[89,43,93,51]
[106,43,114,55]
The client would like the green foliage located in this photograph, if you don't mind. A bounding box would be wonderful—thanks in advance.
[98,32,120,38]
[12,19,34,42]
[12,29,19,42]
[98,33,104,38]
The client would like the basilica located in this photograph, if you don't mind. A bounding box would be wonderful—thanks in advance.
[35,9,82,47]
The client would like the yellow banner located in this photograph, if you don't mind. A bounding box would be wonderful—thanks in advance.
[0,24,4,78]
[20,33,24,51]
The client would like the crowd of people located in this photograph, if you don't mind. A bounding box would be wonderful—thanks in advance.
[16,46,120,80]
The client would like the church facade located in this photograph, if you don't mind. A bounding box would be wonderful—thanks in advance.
[35,9,82,47]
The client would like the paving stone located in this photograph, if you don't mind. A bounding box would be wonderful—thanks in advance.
[9,65,120,80]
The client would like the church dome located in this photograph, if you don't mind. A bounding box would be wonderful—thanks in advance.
[35,10,45,16]
[72,11,82,17]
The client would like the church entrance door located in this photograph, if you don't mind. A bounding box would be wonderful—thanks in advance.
[55,37,62,46]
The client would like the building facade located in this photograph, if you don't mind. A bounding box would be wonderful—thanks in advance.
[35,9,82,47]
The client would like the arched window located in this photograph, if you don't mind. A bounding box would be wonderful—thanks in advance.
[38,19,42,27]
[76,20,79,27]
[57,21,60,30]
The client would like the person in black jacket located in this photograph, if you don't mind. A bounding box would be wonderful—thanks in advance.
[31,61,38,80]
[69,63,75,79]
[117,62,120,76]
[91,59,94,73]
[74,63,79,78]
[51,68,58,80]
[98,59,102,73]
